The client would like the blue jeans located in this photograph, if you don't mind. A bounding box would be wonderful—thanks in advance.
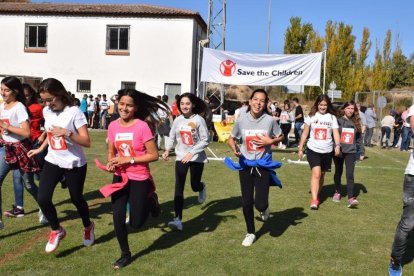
[100,110,108,129]
[365,127,374,146]
[381,126,392,147]
[400,126,412,151]
[391,174,414,263]
[294,122,304,144]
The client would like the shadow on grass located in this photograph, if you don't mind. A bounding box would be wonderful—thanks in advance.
[130,196,242,263]
[318,183,368,205]
[255,207,308,241]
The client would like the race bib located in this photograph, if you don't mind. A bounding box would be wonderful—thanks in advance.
[1,118,9,135]
[114,133,136,157]
[245,129,266,152]
[179,125,194,146]
[314,126,328,140]
[340,127,355,144]
[47,132,68,150]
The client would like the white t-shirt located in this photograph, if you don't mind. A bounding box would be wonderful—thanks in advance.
[43,106,88,169]
[0,102,29,143]
[87,99,95,112]
[305,112,339,153]
[99,100,109,111]
[404,105,414,174]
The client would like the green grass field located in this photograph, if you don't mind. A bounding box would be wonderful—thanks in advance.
[0,131,412,275]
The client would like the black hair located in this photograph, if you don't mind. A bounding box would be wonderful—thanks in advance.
[1,76,32,118]
[22,83,39,105]
[246,88,270,114]
[177,92,207,117]
[338,100,362,133]
[38,78,74,107]
[308,94,337,117]
[117,89,169,134]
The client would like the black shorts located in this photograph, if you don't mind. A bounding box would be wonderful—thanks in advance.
[306,148,333,172]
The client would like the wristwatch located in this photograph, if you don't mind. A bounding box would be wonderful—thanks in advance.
[130,157,135,164]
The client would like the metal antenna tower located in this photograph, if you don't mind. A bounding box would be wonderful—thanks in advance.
[207,0,226,50]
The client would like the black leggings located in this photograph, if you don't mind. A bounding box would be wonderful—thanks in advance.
[174,161,204,219]
[333,153,356,199]
[239,167,270,234]
[37,161,90,230]
[111,175,151,255]
[280,123,292,146]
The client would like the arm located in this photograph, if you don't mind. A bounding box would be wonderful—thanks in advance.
[227,135,242,156]
[333,128,341,156]
[298,123,310,160]
[181,117,210,163]
[27,137,49,157]
[51,124,91,148]
[0,120,31,139]
[162,119,177,160]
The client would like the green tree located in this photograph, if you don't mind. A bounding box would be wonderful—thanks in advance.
[284,17,314,54]
[389,41,413,88]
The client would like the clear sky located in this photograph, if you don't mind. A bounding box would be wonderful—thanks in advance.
[32,0,413,64]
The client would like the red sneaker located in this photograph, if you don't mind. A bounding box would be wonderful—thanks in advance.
[45,227,66,253]
[310,199,320,210]
[83,221,95,246]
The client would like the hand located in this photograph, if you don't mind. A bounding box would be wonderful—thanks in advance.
[252,134,273,148]
[162,151,170,161]
[334,146,341,156]
[0,120,9,131]
[50,125,70,137]
[106,161,116,172]
[298,150,304,160]
[181,152,193,163]
[28,148,41,158]
[108,156,129,167]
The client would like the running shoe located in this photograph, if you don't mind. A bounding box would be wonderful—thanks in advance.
[113,252,132,269]
[332,192,341,203]
[310,199,320,210]
[388,262,402,276]
[198,183,207,204]
[168,217,183,231]
[45,227,66,253]
[260,207,270,221]
[242,233,256,247]
[4,205,25,218]
[83,221,95,246]
[347,197,359,208]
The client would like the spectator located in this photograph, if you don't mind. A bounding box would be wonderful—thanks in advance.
[364,104,376,147]
[80,94,88,122]
[292,98,304,146]
[392,110,403,148]
[171,94,180,119]
[400,106,412,151]
[99,94,109,129]
[87,95,95,128]
[381,110,396,149]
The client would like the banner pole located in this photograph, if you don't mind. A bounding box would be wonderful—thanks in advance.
[322,50,327,94]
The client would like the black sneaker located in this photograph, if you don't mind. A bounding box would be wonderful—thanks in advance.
[4,205,25,218]
[150,192,161,217]
[112,253,131,269]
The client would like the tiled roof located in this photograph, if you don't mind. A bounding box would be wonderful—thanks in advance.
[0,3,206,28]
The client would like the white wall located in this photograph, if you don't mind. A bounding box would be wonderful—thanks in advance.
[0,14,201,97]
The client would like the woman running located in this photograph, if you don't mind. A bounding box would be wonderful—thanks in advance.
[103,89,166,269]
[0,77,40,229]
[162,93,209,231]
[227,89,283,247]
[28,78,94,253]
[333,101,362,207]
[298,94,340,210]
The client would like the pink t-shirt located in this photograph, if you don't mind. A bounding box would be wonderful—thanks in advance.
[108,119,154,181]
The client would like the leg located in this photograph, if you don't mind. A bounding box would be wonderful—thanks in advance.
[253,168,270,212]
[12,169,25,208]
[239,169,255,234]
[333,156,344,194]
[65,165,91,228]
[344,153,356,199]
[174,161,189,219]
[37,161,63,230]
[310,166,322,201]
[381,127,386,147]
[111,175,131,255]
[189,162,205,192]
[0,147,11,218]
[128,179,151,229]
[21,171,38,202]
[391,174,414,264]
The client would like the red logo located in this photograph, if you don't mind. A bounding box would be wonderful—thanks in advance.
[220,59,236,76]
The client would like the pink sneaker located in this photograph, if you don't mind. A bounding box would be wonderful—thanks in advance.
[332,192,341,203]
[310,199,320,210]
[83,221,95,246]
[45,227,66,253]
[347,197,359,208]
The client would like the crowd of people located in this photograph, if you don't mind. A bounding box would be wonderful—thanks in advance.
[0,78,413,274]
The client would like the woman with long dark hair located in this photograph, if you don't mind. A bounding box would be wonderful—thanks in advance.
[333,100,362,207]
[28,78,94,253]
[103,89,166,269]
[162,93,209,231]
[298,94,340,210]
[227,89,283,246]
[0,77,40,229]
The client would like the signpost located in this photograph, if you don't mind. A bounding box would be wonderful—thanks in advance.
[329,81,342,100]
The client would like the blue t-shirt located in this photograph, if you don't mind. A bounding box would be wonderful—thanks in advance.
[80,98,88,113]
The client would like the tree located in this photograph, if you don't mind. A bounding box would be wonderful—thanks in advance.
[389,41,413,88]
[284,17,314,54]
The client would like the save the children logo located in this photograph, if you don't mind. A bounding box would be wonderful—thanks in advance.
[220,59,236,76]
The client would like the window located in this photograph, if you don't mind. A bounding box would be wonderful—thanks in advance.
[121,82,136,89]
[164,83,182,105]
[106,25,130,55]
[77,80,91,93]
[25,23,47,53]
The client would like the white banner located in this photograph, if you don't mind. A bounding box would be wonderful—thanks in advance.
[200,48,322,86]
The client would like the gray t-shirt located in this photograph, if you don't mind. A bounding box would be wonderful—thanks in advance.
[165,114,209,163]
[231,112,281,160]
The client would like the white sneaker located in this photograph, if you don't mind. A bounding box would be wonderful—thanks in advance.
[242,233,256,247]
[125,215,130,224]
[45,227,66,253]
[198,183,207,204]
[260,207,270,221]
[168,217,183,231]
[0,220,4,230]
[83,221,95,247]
[39,210,48,225]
